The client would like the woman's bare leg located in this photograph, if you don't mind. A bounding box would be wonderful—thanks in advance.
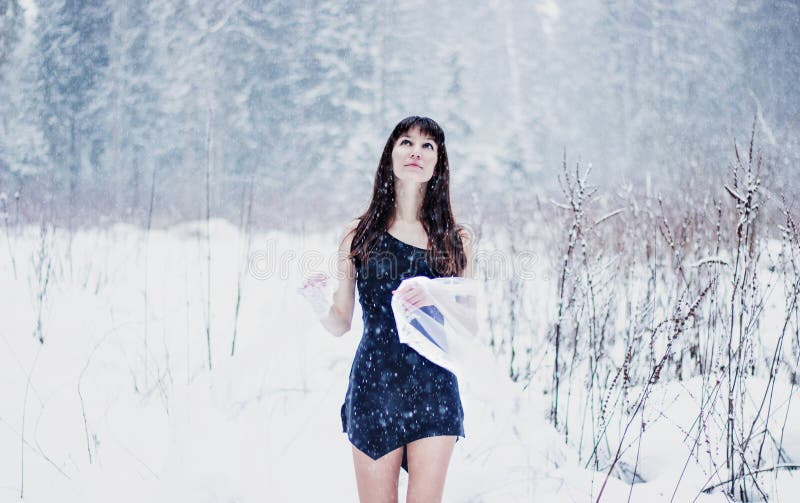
[351,444,403,503]
[405,436,457,503]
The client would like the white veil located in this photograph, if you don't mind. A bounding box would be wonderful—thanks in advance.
[391,276,480,380]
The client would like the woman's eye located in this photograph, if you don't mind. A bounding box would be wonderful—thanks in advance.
[400,139,411,146]
[423,143,434,150]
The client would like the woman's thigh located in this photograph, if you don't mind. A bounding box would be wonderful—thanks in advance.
[406,436,457,503]
[351,444,403,503]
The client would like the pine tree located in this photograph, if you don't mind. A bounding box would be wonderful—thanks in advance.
[37,0,112,222]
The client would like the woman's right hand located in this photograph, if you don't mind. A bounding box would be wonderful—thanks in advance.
[297,272,335,319]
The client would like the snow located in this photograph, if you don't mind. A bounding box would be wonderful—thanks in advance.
[1,221,798,502]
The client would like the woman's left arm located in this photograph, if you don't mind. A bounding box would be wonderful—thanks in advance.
[460,228,474,279]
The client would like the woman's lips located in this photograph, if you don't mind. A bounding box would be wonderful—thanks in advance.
[405,163,422,169]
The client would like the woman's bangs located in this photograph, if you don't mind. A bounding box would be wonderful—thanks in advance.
[396,116,445,146]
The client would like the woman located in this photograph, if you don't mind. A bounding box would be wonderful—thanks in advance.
[303,116,472,503]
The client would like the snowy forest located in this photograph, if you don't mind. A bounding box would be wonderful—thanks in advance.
[2,0,800,502]
[1,0,798,227]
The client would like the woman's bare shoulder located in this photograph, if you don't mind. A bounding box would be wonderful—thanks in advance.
[339,218,360,246]
[457,225,475,250]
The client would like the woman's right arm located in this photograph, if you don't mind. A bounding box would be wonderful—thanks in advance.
[319,221,358,337]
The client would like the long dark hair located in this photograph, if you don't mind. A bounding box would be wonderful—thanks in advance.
[349,116,466,277]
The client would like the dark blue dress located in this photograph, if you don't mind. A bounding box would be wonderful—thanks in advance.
[341,231,465,471]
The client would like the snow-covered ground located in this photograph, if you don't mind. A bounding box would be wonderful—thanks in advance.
[1,220,797,502]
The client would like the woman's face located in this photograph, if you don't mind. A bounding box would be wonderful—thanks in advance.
[391,127,437,184]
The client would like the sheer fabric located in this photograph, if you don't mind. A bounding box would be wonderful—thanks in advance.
[391,276,480,380]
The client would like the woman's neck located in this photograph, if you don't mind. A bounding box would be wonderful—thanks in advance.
[393,179,425,225]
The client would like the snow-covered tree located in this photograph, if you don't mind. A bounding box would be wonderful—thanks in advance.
[37,0,112,220]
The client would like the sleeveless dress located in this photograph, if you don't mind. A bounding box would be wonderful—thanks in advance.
[341,231,465,471]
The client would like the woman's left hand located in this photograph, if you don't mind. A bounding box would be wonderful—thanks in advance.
[392,280,434,312]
